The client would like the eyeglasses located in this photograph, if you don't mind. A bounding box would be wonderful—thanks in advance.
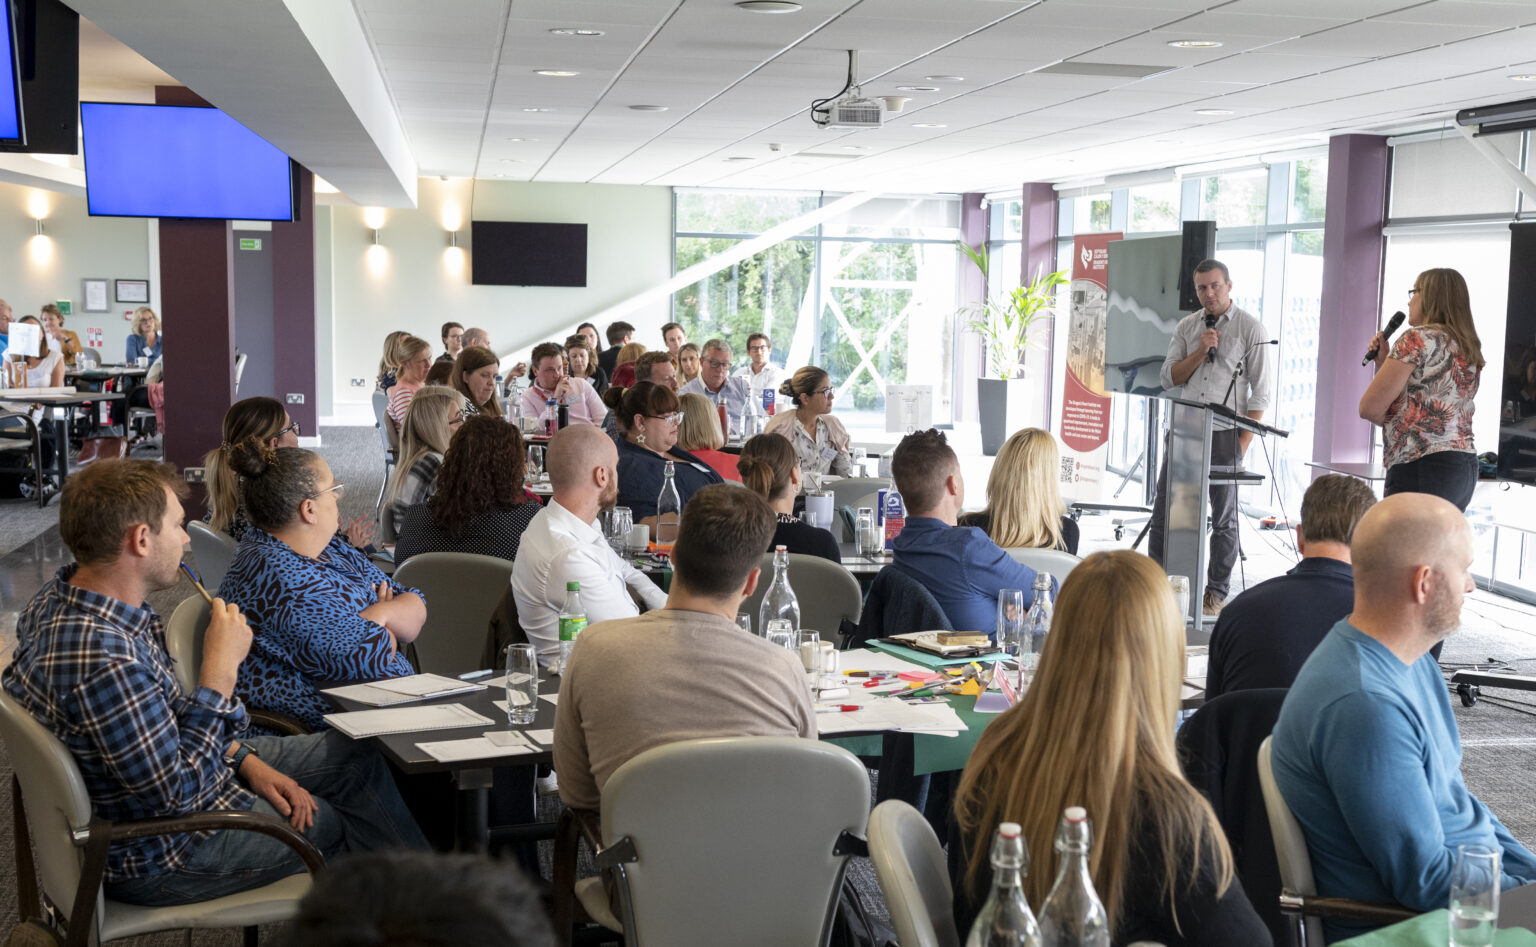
[816,386,836,397]
[306,482,346,502]
[450,409,470,424]
[276,419,301,439]
[645,412,683,425]
[747,344,769,352]
[705,358,731,370]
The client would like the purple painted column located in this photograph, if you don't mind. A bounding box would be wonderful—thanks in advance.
[271,165,317,436]
[956,192,987,423]
[1313,134,1388,471]
[1019,182,1058,428]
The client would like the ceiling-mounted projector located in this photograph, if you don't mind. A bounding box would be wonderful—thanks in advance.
[811,50,883,130]
[1456,97,1536,137]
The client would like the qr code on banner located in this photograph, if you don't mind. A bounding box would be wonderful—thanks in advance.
[1059,455,1076,483]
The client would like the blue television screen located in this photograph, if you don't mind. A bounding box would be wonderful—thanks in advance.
[0,0,22,142]
[81,102,295,220]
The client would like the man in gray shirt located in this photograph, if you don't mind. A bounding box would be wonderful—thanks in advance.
[1149,258,1272,614]
[679,338,752,420]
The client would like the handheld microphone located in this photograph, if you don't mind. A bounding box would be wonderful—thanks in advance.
[1362,311,1406,366]
[1205,313,1218,363]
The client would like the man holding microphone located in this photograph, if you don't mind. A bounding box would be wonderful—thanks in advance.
[1149,259,1272,616]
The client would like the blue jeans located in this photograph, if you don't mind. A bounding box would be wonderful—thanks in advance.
[106,731,428,906]
[1384,449,1478,512]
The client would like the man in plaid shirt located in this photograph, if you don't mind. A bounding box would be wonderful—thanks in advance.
[2,459,426,906]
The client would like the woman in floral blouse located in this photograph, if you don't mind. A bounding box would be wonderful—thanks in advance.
[1359,267,1484,511]
[763,366,852,492]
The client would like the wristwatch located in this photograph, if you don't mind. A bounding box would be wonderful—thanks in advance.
[224,742,258,771]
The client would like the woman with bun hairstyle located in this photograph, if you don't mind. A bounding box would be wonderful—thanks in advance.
[218,443,425,730]
[452,345,502,418]
[738,433,839,562]
[603,381,723,525]
[203,397,301,541]
[762,365,852,491]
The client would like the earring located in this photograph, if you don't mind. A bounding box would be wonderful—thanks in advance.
[636,432,646,445]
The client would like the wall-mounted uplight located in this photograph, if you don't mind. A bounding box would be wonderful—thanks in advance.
[363,206,386,245]
[27,190,52,263]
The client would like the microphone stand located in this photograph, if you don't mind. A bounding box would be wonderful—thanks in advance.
[1216,339,1275,416]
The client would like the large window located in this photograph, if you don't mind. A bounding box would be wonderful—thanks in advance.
[672,191,960,426]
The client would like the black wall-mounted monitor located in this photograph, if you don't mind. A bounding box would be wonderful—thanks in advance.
[0,0,23,144]
[0,0,77,154]
[471,220,588,287]
[81,102,297,221]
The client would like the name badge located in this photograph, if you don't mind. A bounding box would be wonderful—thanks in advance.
[820,447,838,462]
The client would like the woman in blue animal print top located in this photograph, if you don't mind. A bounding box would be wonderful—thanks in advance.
[218,443,426,730]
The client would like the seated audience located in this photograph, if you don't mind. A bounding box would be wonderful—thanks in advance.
[204,397,302,541]
[565,332,608,394]
[607,340,647,389]
[521,341,605,426]
[385,335,433,427]
[575,322,601,356]
[462,326,491,350]
[279,851,553,947]
[677,391,741,481]
[220,445,425,730]
[661,320,687,359]
[1205,474,1376,698]
[376,330,408,391]
[554,483,814,812]
[395,416,539,565]
[737,433,840,563]
[763,366,852,491]
[126,306,162,363]
[10,314,65,386]
[1271,493,1536,939]
[597,320,633,379]
[605,381,723,524]
[889,429,1045,632]
[453,345,503,418]
[735,331,782,408]
[438,321,463,363]
[424,359,454,387]
[602,351,678,444]
[954,550,1267,943]
[678,341,701,384]
[40,302,82,363]
[679,338,752,420]
[1,459,426,907]
[512,425,667,669]
[957,427,1079,554]
[381,385,464,540]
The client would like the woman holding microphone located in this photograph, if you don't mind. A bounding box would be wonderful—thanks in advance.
[1359,267,1484,510]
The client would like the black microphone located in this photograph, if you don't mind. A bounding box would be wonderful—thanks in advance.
[1205,313,1218,363]
[1362,311,1406,366]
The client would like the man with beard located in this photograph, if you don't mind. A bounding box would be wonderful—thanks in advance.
[511,425,665,669]
[1271,493,1536,939]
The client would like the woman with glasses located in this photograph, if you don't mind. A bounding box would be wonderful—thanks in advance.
[604,381,723,526]
[1359,268,1484,511]
[125,306,162,364]
[382,386,466,542]
[220,443,425,731]
[395,415,539,566]
[203,397,303,541]
[763,366,853,492]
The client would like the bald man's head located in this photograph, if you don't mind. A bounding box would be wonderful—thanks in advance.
[1352,492,1473,635]
[547,424,617,495]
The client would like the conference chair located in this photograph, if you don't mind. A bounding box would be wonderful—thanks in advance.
[738,550,862,647]
[0,410,49,507]
[554,736,870,946]
[233,352,248,395]
[165,595,307,736]
[187,521,239,591]
[1256,736,1416,946]
[0,689,323,947]
[868,799,961,947]
[393,551,516,676]
[1002,546,1081,582]
[827,476,888,540]
[371,389,395,512]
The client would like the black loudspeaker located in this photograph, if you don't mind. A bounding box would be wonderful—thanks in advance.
[1496,223,1536,485]
[1178,220,1217,311]
[0,0,78,154]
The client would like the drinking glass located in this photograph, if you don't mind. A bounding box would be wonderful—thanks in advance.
[996,588,1025,656]
[1449,844,1500,947]
[503,644,539,726]
[795,630,822,695]
[1167,574,1191,622]
[527,445,546,483]
[736,612,753,635]
[604,506,633,554]
[765,618,795,652]
[854,508,876,556]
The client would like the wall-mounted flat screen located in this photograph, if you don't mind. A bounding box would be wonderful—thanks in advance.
[1,0,80,154]
[1497,222,1536,484]
[0,0,22,142]
[471,221,588,287]
[81,102,296,220]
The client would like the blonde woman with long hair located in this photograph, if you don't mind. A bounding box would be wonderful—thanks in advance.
[954,551,1266,945]
[959,427,1077,553]
[1359,267,1484,510]
[376,329,409,391]
[382,386,465,540]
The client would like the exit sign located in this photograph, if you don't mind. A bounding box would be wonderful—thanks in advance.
[239,238,262,251]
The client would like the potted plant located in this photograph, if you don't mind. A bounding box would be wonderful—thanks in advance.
[957,241,1068,455]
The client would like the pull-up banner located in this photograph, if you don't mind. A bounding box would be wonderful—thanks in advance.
[1058,232,1120,501]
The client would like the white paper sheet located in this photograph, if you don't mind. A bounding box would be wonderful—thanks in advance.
[814,698,968,736]
[526,729,556,745]
[371,673,484,697]
[839,649,936,676]
[416,735,542,763]
[324,703,492,739]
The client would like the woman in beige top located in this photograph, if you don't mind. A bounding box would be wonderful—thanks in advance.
[762,365,852,492]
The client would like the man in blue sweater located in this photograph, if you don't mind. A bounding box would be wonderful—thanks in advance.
[1272,492,1536,939]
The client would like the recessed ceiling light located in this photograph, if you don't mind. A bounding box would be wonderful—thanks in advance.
[548,28,604,36]
[735,0,801,11]
[534,69,580,77]
[1167,39,1223,49]
[1511,74,1536,82]
[521,107,554,112]
[1194,108,1233,116]
[503,137,539,142]
[912,123,947,128]
[628,104,669,111]
[896,85,940,93]
[924,75,964,82]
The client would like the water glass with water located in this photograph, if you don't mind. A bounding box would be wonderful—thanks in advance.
[603,506,633,554]
[1450,844,1500,947]
[854,508,876,556]
[1167,574,1191,622]
[503,644,539,726]
[796,630,822,695]
[765,618,795,652]
[996,588,1025,656]
[736,612,753,636]
[527,445,546,483]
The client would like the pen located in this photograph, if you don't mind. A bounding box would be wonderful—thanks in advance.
[815,705,862,713]
[459,669,494,681]
[862,675,896,687]
[180,562,215,606]
[843,670,870,677]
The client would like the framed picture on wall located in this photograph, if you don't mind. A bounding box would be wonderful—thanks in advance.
[81,278,109,313]
[115,279,150,304]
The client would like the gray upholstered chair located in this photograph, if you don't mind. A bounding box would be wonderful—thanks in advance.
[1001,546,1081,582]
[186,521,238,591]
[372,388,396,511]
[827,477,888,540]
[739,551,862,647]
[0,688,322,946]
[392,551,516,676]
[868,799,961,947]
[165,595,307,736]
